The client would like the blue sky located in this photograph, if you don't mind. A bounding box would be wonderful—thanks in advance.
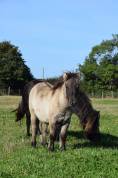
[0,0,117,78]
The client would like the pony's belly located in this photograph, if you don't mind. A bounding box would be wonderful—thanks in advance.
[31,89,51,122]
[34,105,50,123]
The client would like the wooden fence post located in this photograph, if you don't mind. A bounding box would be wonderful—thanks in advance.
[8,86,11,95]
[102,90,104,99]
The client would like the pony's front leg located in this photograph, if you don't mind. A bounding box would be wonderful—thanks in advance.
[59,121,70,151]
[36,118,40,135]
[48,122,56,151]
[31,112,37,147]
[40,122,48,147]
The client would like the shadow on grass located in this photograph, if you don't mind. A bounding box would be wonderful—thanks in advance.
[68,131,118,149]
[0,172,13,178]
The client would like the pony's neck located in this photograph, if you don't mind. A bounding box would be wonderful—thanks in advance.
[54,84,69,108]
[79,104,90,119]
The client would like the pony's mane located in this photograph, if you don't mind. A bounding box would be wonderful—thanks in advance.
[75,89,94,124]
[76,89,91,107]
[53,72,78,91]
[52,76,64,90]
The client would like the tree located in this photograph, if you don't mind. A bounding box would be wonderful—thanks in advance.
[79,57,98,95]
[77,35,118,97]
[0,41,33,90]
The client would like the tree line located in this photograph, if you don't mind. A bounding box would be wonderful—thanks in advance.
[0,35,118,97]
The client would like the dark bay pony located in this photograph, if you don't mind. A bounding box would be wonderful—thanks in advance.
[29,72,80,151]
[15,79,43,136]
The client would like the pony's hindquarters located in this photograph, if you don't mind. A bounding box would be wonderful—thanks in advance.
[29,82,51,147]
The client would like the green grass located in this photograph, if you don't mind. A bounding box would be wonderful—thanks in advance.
[0,96,118,178]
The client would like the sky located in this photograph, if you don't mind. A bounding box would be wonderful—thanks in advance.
[0,0,118,78]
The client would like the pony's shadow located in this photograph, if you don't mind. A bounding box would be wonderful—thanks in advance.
[68,130,118,149]
[0,172,13,178]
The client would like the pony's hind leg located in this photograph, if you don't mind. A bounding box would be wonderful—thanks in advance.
[59,122,70,151]
[31,110,37,147]
[26,111,31,136]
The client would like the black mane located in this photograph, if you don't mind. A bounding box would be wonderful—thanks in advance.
[74,89,95,124]
[53,72,78,90]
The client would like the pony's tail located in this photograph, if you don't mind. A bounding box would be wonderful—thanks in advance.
[13,99,25,122]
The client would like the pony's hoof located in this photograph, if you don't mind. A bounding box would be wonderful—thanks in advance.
[60,146,66,151]
[27,133,31,137]
[40,142,48,147]
[31,142,36,148]
[48,146,54,152]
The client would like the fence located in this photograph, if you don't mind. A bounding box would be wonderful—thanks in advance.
[0,88,21,96]
[88,90,118,98]
[0,88,118,98]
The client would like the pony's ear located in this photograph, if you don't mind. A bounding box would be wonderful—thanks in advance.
[63,72,68,81]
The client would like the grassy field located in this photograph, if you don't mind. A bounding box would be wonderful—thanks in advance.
[0,96,118,178]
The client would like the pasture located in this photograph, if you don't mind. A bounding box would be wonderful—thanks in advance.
[0,96,118,178]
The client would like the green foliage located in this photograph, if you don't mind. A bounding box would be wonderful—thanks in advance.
[0,41,33,90]
[0,96,118,178]
[77,35,118,95]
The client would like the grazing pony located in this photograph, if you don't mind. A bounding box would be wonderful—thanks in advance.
[29,72,79,151]
[72,89,100,142]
